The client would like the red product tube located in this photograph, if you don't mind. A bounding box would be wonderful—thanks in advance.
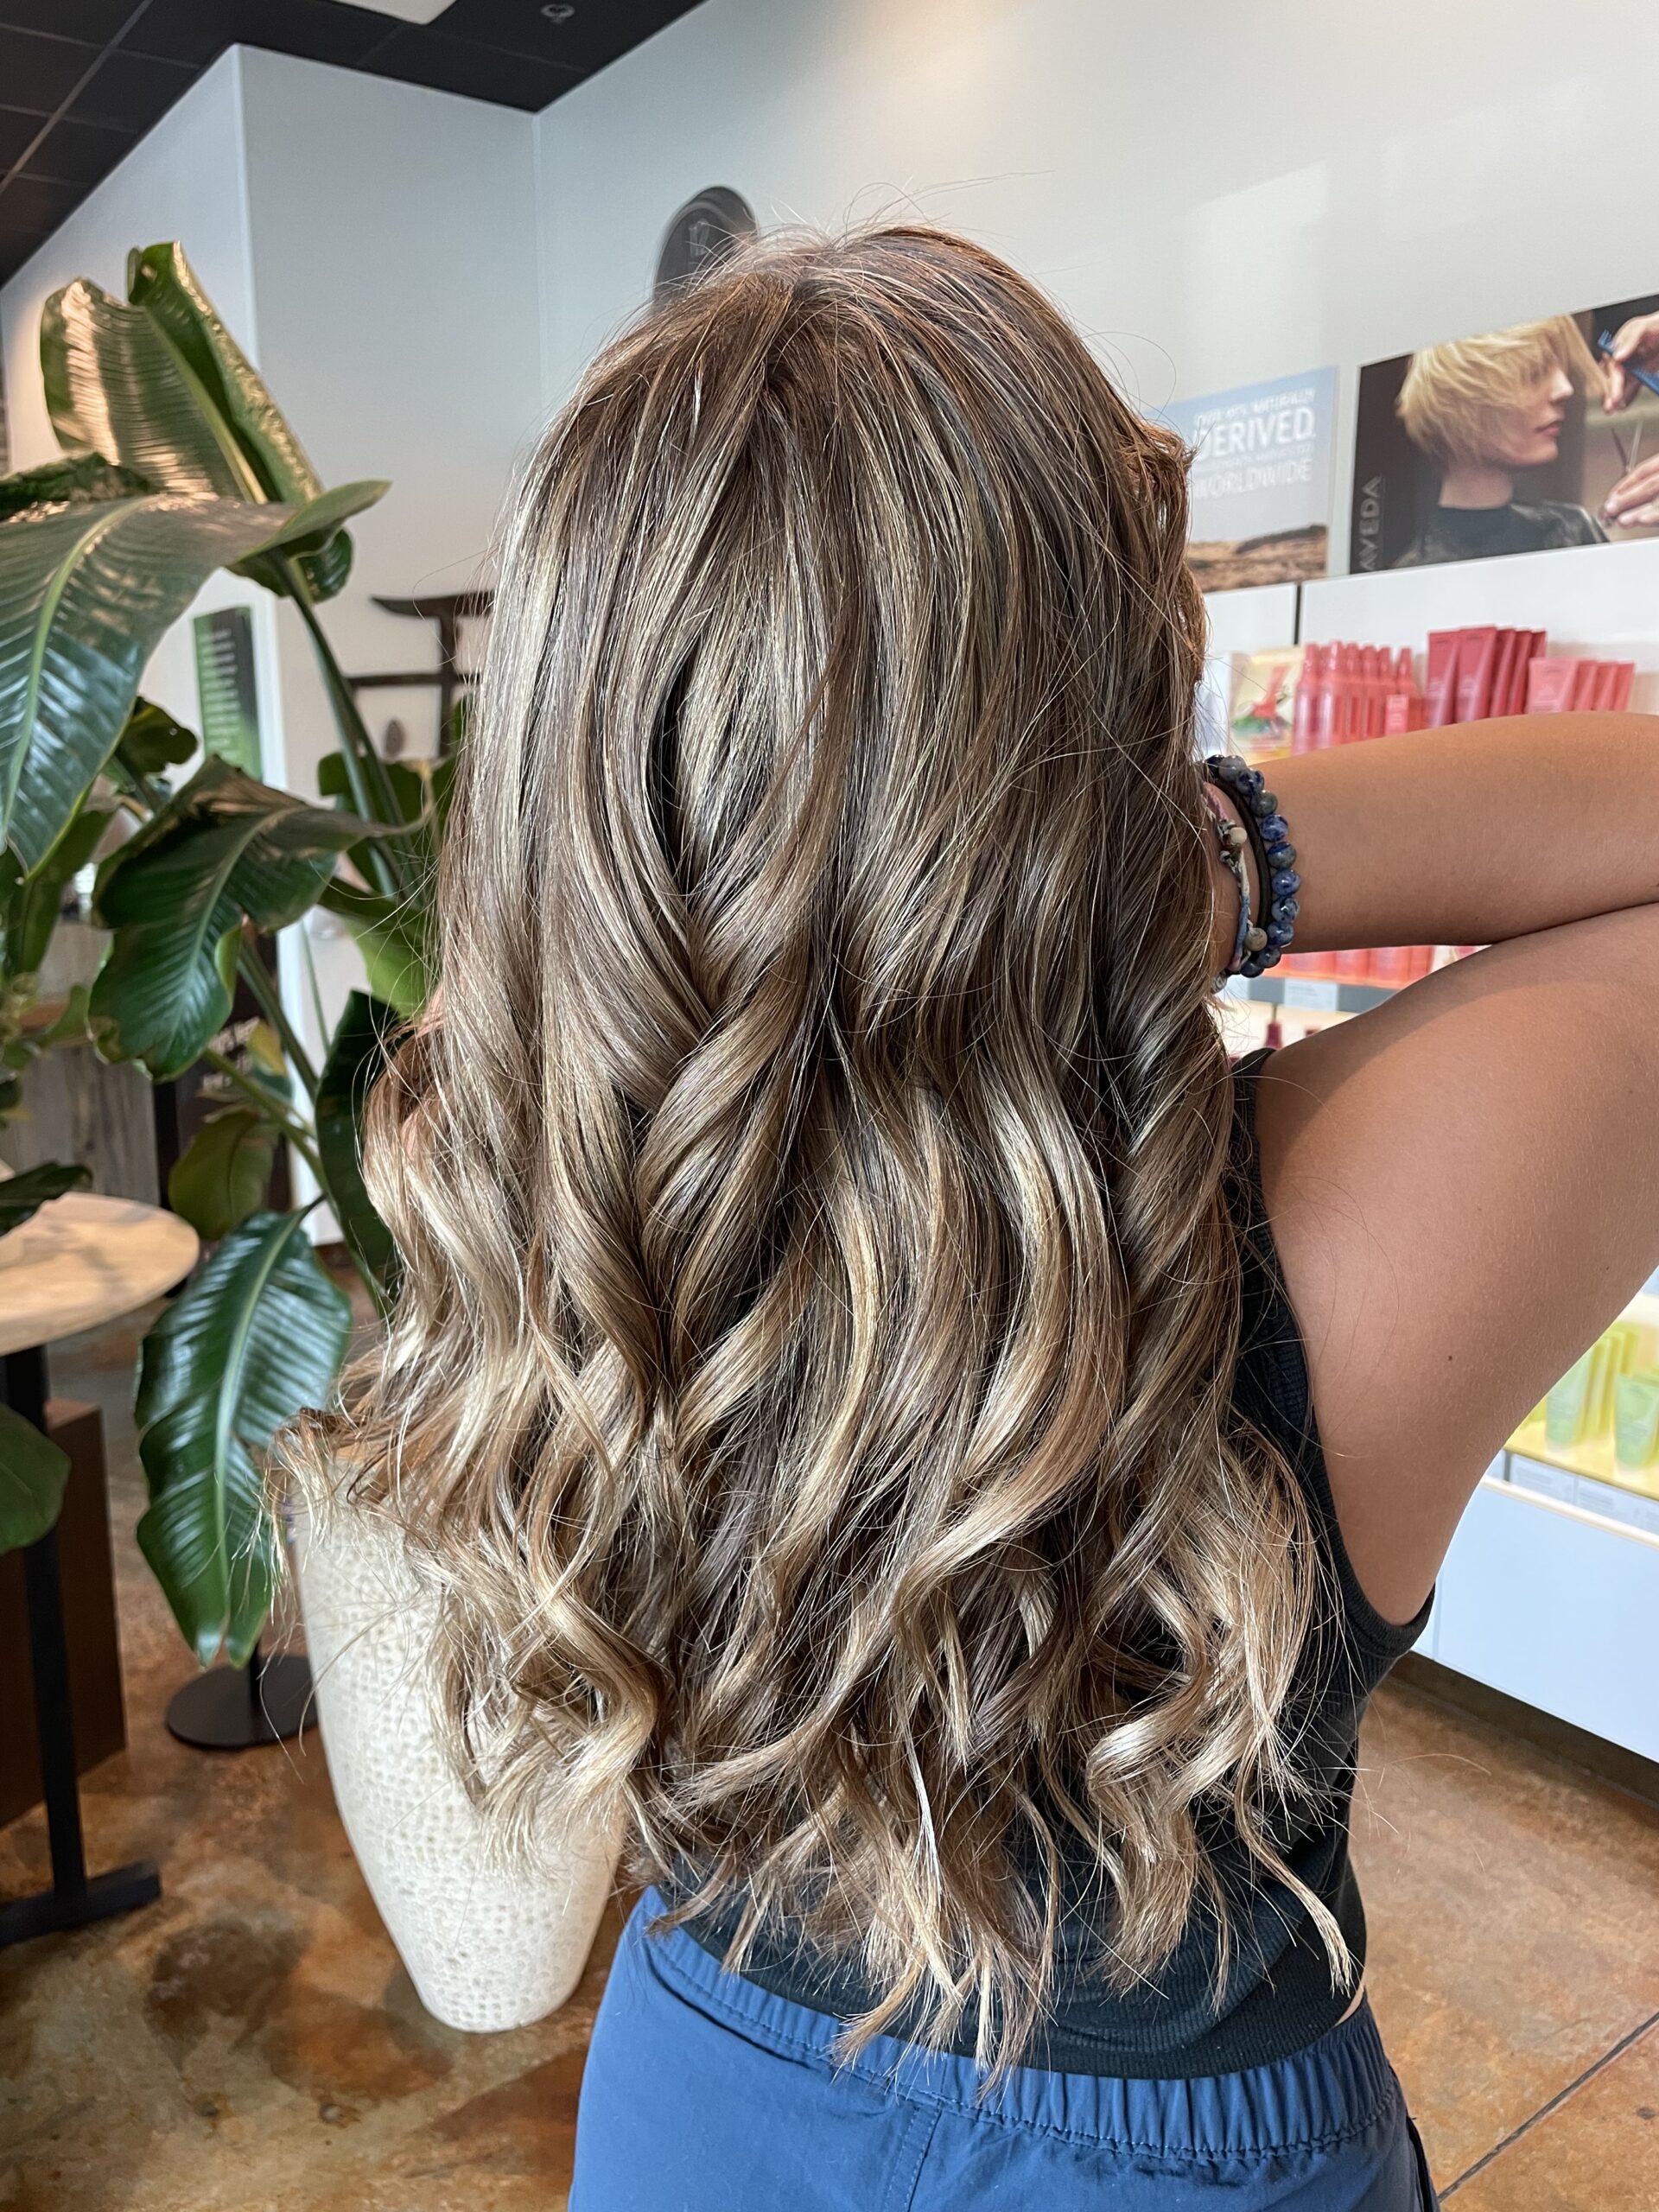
[1526,657,1578,713]
[1453,627,1498,721]
[1511,630,1547,715]
[1495,628,1522,721]
[1292,644,1322,754]
[1425,632,1460,726]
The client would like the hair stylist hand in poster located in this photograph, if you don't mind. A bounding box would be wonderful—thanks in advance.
[1600,309,1659,530]
[1350,293,1659,570]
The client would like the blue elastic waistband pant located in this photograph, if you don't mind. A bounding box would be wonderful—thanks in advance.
[571,1891,1438,2210]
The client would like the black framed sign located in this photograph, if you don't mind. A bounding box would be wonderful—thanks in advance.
[654,187,757,302]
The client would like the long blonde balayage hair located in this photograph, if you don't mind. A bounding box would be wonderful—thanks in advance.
[296,226,1343,2069]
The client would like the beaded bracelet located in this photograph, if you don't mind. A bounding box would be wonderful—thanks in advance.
[1202,788,1254,982]
[1203,755,1300,977]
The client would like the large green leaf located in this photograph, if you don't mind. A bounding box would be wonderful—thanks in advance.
[41,277,251,499]
[234,478,387,605]
[0,1159,90,1247]
[0,491,302,871]
[315,990,401,1300]
[126,243,386,602]
[0,1404,70,1555]
[318,747,429,826]
[0,454,154,522]
[112,694,196,787]
[89,756,381,1078]
[168,1105,277,1241]
[7,793,108,979]
[0,1157,91,1235]
[42,247,387,606]
[317,875,433,1016]
[126,244,325,505]
[136,1208,352,1665]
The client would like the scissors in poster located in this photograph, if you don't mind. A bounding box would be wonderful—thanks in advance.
[1595,334,1649,480]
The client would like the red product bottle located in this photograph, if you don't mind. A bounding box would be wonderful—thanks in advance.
[1425,632,1460,726]
[1489,630,1517,723]
[1293,644,1323,754]
[1314,645,1343,749]
[1454,627,1498,721]
[1357,645,1381,737]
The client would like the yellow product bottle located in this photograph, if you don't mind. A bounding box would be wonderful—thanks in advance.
[1592,1321,1646,1434]
[1547,1342,1605,1449]
[1613,1370,1659,1497]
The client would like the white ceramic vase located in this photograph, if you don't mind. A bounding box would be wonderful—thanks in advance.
[291,1491,621,2032]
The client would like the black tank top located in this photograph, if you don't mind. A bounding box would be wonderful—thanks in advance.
[678,1052,1429,2076]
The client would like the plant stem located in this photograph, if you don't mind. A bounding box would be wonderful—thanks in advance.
[276,556,410,897]
[237,944,318,1101]
[299,924,328,1047]
[202,1048,322,1180]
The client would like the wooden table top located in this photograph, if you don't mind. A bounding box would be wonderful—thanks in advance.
[0,1192,199,1356]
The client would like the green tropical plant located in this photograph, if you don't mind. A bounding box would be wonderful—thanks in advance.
[0,241,445,1658]
[0,1160,92,1555]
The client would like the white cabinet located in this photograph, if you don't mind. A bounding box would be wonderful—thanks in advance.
[1432,1471,1659,1763]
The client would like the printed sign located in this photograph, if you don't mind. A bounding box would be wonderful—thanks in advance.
[1351,294,1659,572]
[1161,368,1337,590]
[193,606,262,778]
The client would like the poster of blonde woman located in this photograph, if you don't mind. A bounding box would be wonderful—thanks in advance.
[1351,295,1659,571]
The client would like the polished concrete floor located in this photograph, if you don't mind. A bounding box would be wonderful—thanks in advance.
[3,1306,1658,2209]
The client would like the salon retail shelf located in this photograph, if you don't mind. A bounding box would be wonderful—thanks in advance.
[1504,1449,1659,1539]
[1432,1466,1659,1765]
[1225,975,1396,1014]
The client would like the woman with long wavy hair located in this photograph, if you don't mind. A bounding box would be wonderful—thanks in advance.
[288,228,1659,2209]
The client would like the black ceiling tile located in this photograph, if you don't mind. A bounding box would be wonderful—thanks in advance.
[63,44,194,130]
[360,23,577,110]
[441,0,700,76]
[126,0,388,71]
[0,104,46,169]
[0,0,135,38]
[0,25,102,113]
[0,224,54,282]
[20,112,137,185]
[0,170,86,232]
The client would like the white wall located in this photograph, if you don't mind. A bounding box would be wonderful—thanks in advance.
[0,54,262,739]
[235,51,543,1096]
[239,48,543,785]
[0,53,255,473]
[0,48,545,1227]
[535,0,1659,568]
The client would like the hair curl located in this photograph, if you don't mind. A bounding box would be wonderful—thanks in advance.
[287,226,1344,2073]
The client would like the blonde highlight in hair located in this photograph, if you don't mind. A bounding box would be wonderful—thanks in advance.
[1396,313,1603,465]
[288,226,1345,2072]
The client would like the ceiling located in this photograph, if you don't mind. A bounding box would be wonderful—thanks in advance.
[0,0,706,284]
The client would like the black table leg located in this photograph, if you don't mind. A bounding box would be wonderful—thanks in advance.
[0,1344,160,1947]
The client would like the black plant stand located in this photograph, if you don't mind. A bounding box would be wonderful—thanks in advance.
[1,1344,161,1948]
[165,1640,315,1749]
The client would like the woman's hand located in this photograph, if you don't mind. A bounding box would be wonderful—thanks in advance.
[1600,310,1659,412]
[1602,452,1659,530]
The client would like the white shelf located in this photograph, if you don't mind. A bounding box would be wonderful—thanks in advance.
[1433,1469,1659,1763]
[1227,974,1395,1014]
[1302,535,1659,712]
[1198,547,1659,1763]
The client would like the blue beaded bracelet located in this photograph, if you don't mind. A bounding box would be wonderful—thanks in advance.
[1203,755,1300,977]
[1202,789,1253,982]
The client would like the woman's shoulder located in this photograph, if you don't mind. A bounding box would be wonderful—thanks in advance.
[1511,499,1607,546]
